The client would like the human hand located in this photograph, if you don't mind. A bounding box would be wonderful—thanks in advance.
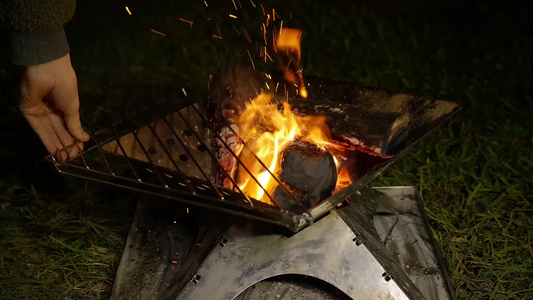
[19,54,89,159]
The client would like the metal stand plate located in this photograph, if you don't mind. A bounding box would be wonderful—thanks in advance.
[178,209,413,300]
[110,187,455,300]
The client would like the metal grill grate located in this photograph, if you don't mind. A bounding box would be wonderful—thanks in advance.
[46,96,336,231]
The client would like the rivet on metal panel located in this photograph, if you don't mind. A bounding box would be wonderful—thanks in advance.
[381,271,393,282]
[352,236,362,246]
[217,237,228,247]
[191,273,201,284]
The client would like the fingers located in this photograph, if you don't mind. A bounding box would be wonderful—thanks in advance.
[63,103,90,142]
[47,55,90,143]
[20,105,67,160]
[21,54,89,158]
[48,110,80,158]
[20,73,64,155]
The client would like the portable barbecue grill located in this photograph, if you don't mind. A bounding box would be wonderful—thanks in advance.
[46,76,458,299]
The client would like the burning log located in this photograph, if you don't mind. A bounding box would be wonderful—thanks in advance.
[207,63,395,156]
[285,97,400,155]
[271,140,337,211]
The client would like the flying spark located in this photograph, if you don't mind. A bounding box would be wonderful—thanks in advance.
[125,6,132,15]
[179,18,194,28]
[265,50,273,62]
[262,24,267,45]
[232,0,238,10]
[150,29,167,36]
[229,14,237,19]
[247,50,255,70]
[249,0,256,7]
[212,35,223,39]
[243,30,252,43]
[204,1,208,6]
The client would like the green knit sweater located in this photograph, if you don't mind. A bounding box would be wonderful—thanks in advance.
[0,0,76,65]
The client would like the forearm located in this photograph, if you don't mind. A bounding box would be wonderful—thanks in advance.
[0,0,76,65]
[9,27,70,66]
[0,0,76,33]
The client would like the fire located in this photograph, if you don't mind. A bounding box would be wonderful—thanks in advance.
[275,28,307,98]
[276,28,302,61]
[334,165,352,193]
[226,16,351,205]
[233,93,347,204]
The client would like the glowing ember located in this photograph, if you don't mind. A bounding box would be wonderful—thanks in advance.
[232,93,345,204]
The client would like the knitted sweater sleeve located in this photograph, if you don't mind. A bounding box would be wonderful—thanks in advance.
[0,0,76,65]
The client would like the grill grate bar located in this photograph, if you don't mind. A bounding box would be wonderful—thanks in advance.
[92,132,115,176]
[188,104,279,208]
[130,130,169,188]
[171,108,254,206]
[75,142,90,169]
[112,129,142,182]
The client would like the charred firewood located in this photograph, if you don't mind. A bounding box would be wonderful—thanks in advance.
[285,97,400,155]
[208,63,280,186]
[207,62,273,130]
[270,140,337,211]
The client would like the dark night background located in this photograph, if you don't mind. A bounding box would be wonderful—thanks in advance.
[1,0,532,299]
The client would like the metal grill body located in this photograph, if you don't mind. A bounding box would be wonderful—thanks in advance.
[47,77,458,232]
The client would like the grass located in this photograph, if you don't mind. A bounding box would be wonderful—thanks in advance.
[1,0,532,299]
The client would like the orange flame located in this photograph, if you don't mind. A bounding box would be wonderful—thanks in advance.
[233,93,346,204]
[275,28,307,98]
[334,163,352,193]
